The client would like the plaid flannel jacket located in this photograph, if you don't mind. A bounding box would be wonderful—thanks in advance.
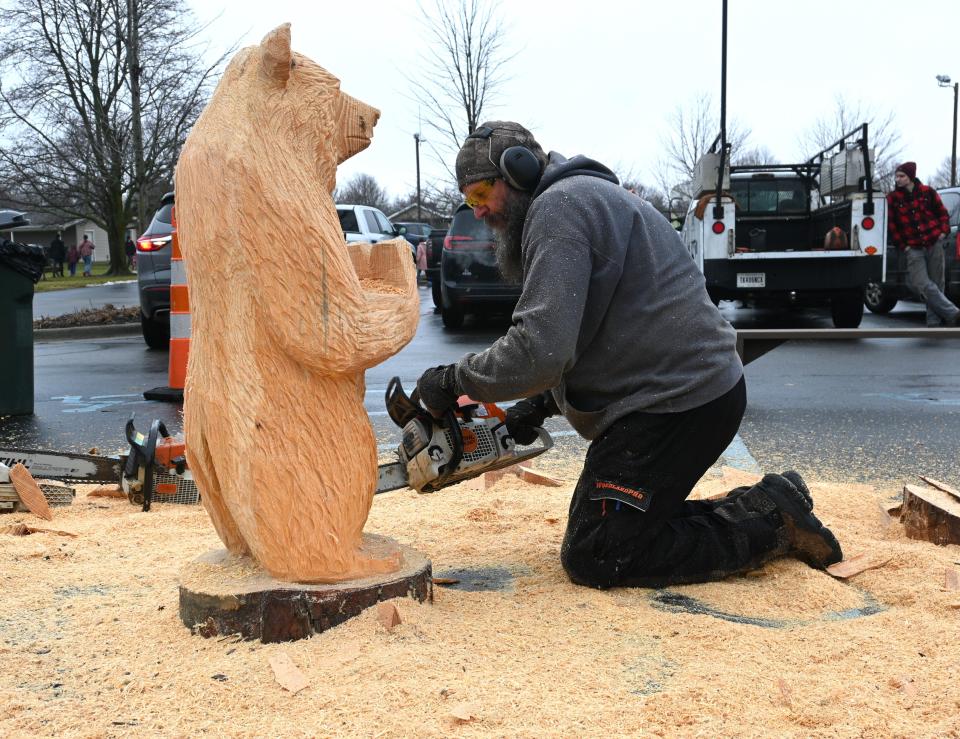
[886,182,950,249]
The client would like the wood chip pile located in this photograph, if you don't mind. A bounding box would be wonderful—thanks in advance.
[2,464,959,736]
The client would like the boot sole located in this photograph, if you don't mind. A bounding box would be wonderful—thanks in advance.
[766,482,842,568]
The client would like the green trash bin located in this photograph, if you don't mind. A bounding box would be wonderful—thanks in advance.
[0,239,45,416]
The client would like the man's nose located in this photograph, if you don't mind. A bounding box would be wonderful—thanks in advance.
[472,204,489,218]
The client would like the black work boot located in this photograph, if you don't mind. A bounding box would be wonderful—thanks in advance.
[763,475,842,568]
[781,470,813,510]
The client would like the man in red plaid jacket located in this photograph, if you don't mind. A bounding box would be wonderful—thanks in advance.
[886,161,959,326]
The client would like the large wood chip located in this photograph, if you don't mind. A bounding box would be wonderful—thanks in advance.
[9,463,53,520]
[517,466,563,487]
[268,652,309,694]
[919,476,960,503]
[449,701,480,723]
[945,569,960,592]
[88,485,126,499]
[376,602,402,630]
[827,553,892,579]
[1,523,76,537]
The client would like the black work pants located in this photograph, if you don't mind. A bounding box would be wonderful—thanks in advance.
[560,376,783,589]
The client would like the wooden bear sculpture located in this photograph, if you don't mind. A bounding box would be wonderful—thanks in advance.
[176,24,419,583]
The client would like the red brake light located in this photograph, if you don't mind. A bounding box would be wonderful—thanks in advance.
[443,234,475,250]
[861,217,875,230]
[711,221,725,234]
[137,235,171,252]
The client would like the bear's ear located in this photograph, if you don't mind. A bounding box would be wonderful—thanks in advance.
[259,23,292,86]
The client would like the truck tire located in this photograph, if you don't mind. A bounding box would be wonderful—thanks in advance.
[431,279,442,308]
[141,312,169,350]
[831,290,864,328]
[440,283,464,329]
[864,280,897,314]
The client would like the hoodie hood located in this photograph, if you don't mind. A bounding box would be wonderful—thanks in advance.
[533,152,619,199]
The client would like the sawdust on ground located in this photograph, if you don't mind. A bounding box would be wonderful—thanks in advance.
[2,463,959,737]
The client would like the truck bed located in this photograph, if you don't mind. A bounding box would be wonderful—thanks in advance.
[735,201,853,252]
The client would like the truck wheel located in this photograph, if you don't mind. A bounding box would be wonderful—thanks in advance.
[864,280,897,314]
[831,290,864,328]
[431,279,442,308]
[141,312,169,350]
[440,283,464,329]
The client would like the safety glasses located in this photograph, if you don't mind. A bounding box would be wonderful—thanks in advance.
[464,178,498,209]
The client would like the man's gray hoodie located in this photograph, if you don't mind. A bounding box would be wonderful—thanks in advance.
[455,152,743,440]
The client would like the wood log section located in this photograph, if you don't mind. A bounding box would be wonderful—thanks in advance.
[900,484,960,545]
[175,24,420,584]
[179,537,431,643]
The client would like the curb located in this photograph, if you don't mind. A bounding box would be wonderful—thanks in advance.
[34,322,143,342]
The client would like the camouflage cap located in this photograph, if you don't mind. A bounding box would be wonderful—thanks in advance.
[455,121,547,191]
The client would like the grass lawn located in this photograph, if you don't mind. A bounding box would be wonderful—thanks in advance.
[34,263,136,292]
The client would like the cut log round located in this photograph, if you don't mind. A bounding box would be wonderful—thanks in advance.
[179,534,431,643]
[900,484,960,546]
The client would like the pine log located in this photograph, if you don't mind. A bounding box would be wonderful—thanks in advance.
[900,484,960,545]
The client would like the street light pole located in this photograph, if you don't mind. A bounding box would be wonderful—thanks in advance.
[414,133,423,220]
[936,74,958,187]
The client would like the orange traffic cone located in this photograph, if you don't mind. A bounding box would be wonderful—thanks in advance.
[143,207,190,402]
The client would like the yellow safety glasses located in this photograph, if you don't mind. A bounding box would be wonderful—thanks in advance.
[464,178,498,209]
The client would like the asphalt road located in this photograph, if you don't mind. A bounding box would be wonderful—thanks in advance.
[4,286,958,489]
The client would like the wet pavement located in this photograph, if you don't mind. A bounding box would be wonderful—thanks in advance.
[3,287,958,486]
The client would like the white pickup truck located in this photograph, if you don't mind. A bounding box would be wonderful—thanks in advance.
[681,124,887,328]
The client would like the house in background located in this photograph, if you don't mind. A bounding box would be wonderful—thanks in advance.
[388,202,450,228]
[1,210,123,264]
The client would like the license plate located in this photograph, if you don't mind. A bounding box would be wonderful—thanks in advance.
[736,272,765,288]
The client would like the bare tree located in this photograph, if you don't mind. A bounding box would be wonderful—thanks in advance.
[0,0,230,274]
[335,174,391,212]
[409,0,514,178]
[799,95,903,191]
[733,145,779,167]
[929,155,955,188]
[657,93,751,201]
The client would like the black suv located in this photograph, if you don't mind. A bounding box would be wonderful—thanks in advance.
[426,226,447,307]
[439,203,521,328]
[864,186,960,314]
[136,192,174,349]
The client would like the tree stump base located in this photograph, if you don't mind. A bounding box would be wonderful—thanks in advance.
[900,484,960,546]
[179,534,432,642]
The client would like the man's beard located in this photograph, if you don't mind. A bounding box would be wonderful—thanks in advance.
[485,190,532,284]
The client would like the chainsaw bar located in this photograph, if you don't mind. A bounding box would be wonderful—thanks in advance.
[374,443,550,495]
[0,448,122,483]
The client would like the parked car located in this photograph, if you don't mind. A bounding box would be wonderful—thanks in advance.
[426,227,447,307]
[336,204,413,260]
[864,185,960,314]
[393,221,432,248]
[439,203,521,328]
[136,191,175,349]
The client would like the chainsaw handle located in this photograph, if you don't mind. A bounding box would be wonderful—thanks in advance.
[435,406,464,485]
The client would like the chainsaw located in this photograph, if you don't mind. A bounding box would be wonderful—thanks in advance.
[0,415,196,512]
[375,377,553,494]
[0,381,553,505]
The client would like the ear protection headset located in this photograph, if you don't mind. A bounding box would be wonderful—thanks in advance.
[466,126,542,192]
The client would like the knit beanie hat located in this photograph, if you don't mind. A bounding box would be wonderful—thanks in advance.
[895,161,917,180]
[455,121,547,191]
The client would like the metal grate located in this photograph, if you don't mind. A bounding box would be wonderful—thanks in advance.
[443,423,497,463]
[151,472,200,505]
[40,483,75,507]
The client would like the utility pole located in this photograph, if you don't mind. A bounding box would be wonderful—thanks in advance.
[128,0,146,242]
[936,75,958,187]
[414,132,423,220]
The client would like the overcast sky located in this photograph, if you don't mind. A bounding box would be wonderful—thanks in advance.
[187,0,960,201]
